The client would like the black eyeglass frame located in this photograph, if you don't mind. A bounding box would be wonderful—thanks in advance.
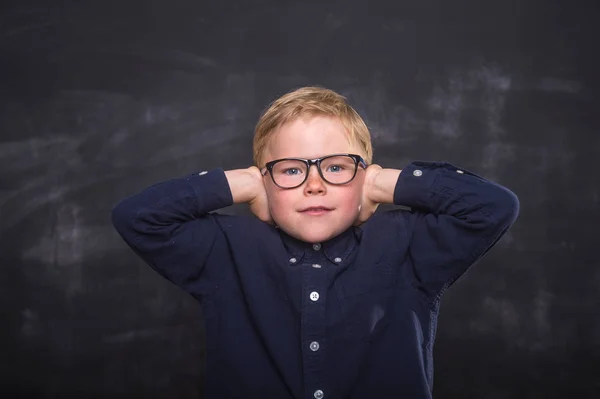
[261,153,368,189]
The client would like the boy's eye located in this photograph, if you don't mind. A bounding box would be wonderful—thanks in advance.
[326,164,344,173]
[282,168,302,176]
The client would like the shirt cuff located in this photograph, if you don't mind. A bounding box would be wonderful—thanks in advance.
[185,168,234,213]
[393,161,476,210]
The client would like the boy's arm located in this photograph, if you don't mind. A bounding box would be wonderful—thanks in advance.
[371,161,519,295]
[111,168,260,292]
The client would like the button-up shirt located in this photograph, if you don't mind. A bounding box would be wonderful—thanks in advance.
[112,161,519,399]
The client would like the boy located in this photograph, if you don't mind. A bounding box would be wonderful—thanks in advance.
[112,86,519,399]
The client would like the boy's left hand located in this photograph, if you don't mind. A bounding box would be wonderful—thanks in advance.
[354,164,383,226]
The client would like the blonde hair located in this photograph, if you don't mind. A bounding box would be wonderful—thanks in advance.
[253,86,373,168]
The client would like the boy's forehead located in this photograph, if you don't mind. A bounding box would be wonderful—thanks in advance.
[266,116,358,160]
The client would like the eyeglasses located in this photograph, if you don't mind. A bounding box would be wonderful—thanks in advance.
[261,153,368,189]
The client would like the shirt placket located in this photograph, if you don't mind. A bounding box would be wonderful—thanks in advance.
[301,242,328,399]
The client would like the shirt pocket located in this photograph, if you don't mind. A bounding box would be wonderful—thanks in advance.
[334,263,396,342]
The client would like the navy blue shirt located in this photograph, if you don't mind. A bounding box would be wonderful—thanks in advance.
[112,161,519,399]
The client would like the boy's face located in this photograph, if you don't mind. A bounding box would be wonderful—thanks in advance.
[262,115,366,244]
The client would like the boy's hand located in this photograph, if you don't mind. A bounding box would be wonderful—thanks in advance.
[225,167,273,225]
[354,165,402,226]
[246,166,274,225]
[354,164,383,226]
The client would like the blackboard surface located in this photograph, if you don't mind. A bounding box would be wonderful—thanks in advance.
[1,0,599,397]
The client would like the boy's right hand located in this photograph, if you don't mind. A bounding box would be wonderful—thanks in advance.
[246,166,273,225]
[225,167,273,225]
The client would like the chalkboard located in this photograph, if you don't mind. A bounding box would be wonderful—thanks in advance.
[1,0,599,397]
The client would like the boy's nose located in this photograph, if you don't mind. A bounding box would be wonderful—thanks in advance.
[304,166,326,193]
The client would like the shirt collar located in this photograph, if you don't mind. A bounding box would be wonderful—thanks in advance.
[279,225,362,265]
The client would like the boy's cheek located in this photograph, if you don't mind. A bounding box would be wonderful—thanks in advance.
[266,193,293,221]
[352,184,364,205]
[265,186,284,209]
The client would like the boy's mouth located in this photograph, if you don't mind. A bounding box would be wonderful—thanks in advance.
[300,206,333,215]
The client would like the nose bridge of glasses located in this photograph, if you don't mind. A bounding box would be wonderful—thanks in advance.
[306,159,325,181]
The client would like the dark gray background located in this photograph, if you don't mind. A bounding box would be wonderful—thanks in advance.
[1,0,599,397]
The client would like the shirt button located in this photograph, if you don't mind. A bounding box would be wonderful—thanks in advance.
[289,257,297,264]
[334,257,342,263]
[314,389,324,399]
[312,243,321,251]
[413,169,423,177]
[312,263,322,269]
[310,292,320,301]
[310,341,320,351]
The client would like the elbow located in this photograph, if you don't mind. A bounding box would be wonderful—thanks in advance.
[494,185,520,229]
[111,198,137,238]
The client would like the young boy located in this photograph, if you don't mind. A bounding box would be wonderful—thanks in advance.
[112,87,519,399]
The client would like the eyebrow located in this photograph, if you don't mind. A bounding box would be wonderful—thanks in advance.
[274,153,352,160]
